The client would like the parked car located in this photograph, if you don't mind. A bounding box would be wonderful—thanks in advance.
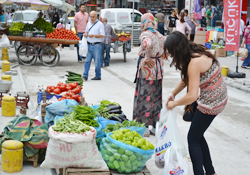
[12,10,39,24]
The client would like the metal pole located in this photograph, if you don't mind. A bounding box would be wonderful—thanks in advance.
[131,0,135,47]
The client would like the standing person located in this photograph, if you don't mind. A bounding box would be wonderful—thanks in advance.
[34,12,43,22]
[133,13,166,137]
[62,13,69,26]
[240,14,245,48]
[186,13,199,42]
[176,12,191,40]
[206,6,212,27]
[82,11,105,81]
[6,10,11,21]
[201,3,207,27]
[167,10,178,34]
[211,4,217,27]
[74,4,89,63]
[57,18,65,51]
[101,18,117,67]
[155,9,165,35]
[1,10,4,22]
[52,12,59,28]
[174,8,179,19]
[164,31,228,175]
[241,24,250,68]
[184,9,190,21]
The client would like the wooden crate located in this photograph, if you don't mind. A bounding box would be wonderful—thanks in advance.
[110,166,151,175]
[25,152,39,168]
[66,168,110,175]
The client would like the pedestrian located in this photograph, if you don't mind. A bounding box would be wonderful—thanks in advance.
[186,13,199,42]
[241,24,250,68]
[211,4,217,27]
[101,18,117,67]
[155,9,165,35]
[167,10,178,34]
[164,31,228,175]
[174,8,179,19]
[240,14,245,49]
[6,10,11,21]
[52,12,59,28]
[82,11,105,81]
[1,10,4,22]
[206,6,212,27]
[74,3,89,63]
[176,12,191,40]
[34,11,43,22]
[62,13,69,26]
[201,3,207,27]
[133,13,166,137]
[184,9,190,21]
[57,18,65,51]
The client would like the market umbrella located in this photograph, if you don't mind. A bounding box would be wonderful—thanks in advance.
[41,0,75,15]
[0,0,49,10]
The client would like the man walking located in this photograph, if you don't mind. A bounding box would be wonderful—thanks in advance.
[74,4,89,63]
[186,13,199,42]
[101,18,117,67]
[82,11,105,81]
[211,4,217,27]
[155,9,165,35]
[206,6,212,27]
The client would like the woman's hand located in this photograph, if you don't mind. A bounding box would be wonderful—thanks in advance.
[145,58,155,68]
[166,101,176,110]
[166,94,175,110]
[241,44,244,48]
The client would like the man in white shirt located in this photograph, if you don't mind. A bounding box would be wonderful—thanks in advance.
[83,11,105,81]
[201,3,207,27]
[240,14,245,48]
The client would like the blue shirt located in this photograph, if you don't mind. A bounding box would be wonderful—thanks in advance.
[1,15,5,22]
[212,6,217,17]
[85,20,105,43]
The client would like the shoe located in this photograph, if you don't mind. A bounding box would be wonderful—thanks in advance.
[91,77,101,80]
[241,65,247,69]
[144,128,150,137]
[82,59,86,63]
[82,76,88,81]
[78,60,83,63]
[150,127,156,136]
[241,58,245,61]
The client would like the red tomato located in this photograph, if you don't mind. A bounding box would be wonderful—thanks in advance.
[78,96,81,102]
[53,88,61,94]
[66,96,71,99]
[72,95,78,101]
[62,94,67,99]
[60,84,66,92]
[66,85,71,91]
[57,82,63,87]
[71,83,77,89]
[51,86,55,91]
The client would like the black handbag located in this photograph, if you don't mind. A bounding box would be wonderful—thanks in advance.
[183,101,198,122]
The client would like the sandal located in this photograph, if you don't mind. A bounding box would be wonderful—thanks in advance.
[241,65,247,69]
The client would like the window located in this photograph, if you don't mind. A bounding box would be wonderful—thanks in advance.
[117,12,129,23]
[104,11,115,23]
[131,13,141,22]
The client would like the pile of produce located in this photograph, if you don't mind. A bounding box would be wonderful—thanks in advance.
[23,24,43,32]
[46,28,80,40]
[110,129,154,150]
[103,120,145,134]
[65,71,83,86]
[34,18,54,33]
[52,116,91,133]
[97,100,127,122]
[46,82,82,102]
[9,22,25,31]
[69,105,99,127]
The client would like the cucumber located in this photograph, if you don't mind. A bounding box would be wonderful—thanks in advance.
[66,71,81,77]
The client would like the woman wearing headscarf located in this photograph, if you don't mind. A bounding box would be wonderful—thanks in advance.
[133,13,166,137]
[52,12,59,28]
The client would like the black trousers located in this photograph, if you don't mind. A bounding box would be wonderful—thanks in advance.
[188,109,216,175]
[190,34,195,42]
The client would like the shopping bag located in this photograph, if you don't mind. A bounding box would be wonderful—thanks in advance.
[0,34,10,48]
[155,108,187,169]
[79,36,88,57]
[164,147,188,175]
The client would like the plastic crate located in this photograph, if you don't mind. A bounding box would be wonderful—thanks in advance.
[37,92,62,104]
[8,30,23,36]
[205,43,212,49]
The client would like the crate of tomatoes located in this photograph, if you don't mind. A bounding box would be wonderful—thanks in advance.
[46,28,80,40]
[37,82,82,104]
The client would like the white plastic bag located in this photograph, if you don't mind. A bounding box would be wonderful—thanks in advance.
[164,147,188,175]
[0,34,10,48]
[155,108,187,169]
[48,126,96,143]
[40,138,108,169]
[79,37,88,57]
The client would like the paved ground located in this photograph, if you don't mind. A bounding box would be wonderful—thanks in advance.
[0,45,250,175]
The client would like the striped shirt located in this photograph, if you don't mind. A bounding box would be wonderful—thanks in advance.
[101,23,117,45]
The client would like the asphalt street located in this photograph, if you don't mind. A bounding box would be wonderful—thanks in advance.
[1,45,250,175]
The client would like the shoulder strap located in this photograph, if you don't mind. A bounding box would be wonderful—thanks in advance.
[88,21,98,33]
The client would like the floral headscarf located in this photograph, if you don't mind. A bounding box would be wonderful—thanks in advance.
[141,13,156,33]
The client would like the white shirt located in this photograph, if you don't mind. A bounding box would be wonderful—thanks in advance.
[85,20,105,43]
[240,19,245,35]
[202,8,206,17]
[6,13,11,20]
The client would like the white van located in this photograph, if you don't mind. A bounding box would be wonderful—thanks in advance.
[100,8,142,30]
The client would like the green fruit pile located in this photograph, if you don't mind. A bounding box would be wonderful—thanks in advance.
[9,22,25,31]
[34,18,54,33]
[100,137,152,173]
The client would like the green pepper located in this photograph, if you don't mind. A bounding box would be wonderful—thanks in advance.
[137,160,142,166]
[125,141,132,145]
[119,161,126,171]
[132,165,137,171]
[110,134,117,140]
[117,168,123,173]
[121,155,129,161]
[110,143,119,149]
[132,142,138,147]
[113,160,120,169]
[108,162,115,169]
[132,160,138,166]
[125,160,131,167]
[125,150,133,156]
[146,141,155,149]
[125,169,131,173]
[118,147,125,154]
[141,145,148,150]
[106,149,112,155]
[109,156,115,163]
[114,153,121,160]
[130,155,136,161]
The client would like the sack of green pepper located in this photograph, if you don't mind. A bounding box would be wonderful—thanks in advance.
[100,129,154,173]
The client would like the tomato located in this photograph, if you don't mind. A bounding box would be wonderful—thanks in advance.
[66,91,71,96]
[57,82,63,87]
[78,96,81,103]
[62,94,67,99]
[73,82,78,86]
[66,96,71,99]
[53,88,61,94]
[58,98,64,101]
[66,85,71,91]
[60,84,66,92]
[72,95,78,101]
[71,83,77,89]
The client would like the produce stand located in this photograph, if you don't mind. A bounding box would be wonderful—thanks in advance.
[0,35,79,67]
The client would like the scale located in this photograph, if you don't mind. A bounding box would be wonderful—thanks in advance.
[0,91,30,110]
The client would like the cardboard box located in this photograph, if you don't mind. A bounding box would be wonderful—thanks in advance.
[194,31,206,45]
[215,48,227,57]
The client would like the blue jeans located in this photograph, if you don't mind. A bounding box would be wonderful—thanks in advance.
[102,44,111,66]
[83,43,102,79]
[243,44,250,66]
[76,33,85,61]
[211,16,217,27]
[158,23,164,35]
[188,109,216,175]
